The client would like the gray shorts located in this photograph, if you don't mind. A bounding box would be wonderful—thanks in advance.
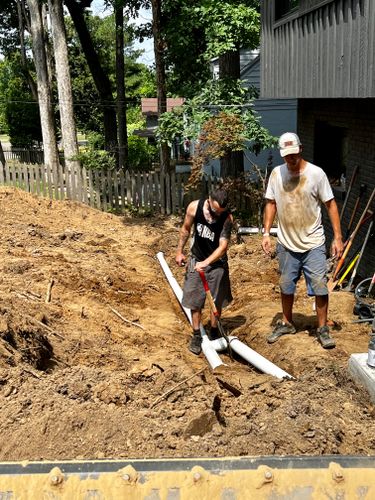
[181,258,233,311]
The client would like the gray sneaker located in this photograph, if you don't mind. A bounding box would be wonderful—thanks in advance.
[317,325,336,349]
[267,320,296,344]
[189,333,202,355]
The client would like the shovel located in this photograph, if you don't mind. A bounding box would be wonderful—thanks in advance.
[199,270,233,359]
[328,187,375,292]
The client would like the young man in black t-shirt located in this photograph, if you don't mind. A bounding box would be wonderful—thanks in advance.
[176,188,233,354]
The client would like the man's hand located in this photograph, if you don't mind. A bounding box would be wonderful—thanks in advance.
[194,260,209,273]
[176,252,187,267]
[331,237,344,259]
[261,235,273,257]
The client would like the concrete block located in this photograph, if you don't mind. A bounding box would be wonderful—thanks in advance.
[348,353,375,403]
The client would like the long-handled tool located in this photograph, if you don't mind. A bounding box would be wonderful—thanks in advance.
[340,165,359,221]
[199,270,233,359]
[343,214,374,291]
[337,252,360,288]
[328,186,375,292]
[344,183,367,240]
[368,272,375,297]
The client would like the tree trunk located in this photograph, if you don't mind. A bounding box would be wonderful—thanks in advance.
[0,141,6,168]
[219,49,244,177]
[115,5,128,170]
[48,0,80,174]
[65,0,118,152]
[42,3,54,92]
[17,0,38,100]
[219,50,241,79]
[27,0,59,172]
[151,0,170,174]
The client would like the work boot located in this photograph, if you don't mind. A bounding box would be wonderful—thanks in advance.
[267,320,296,344]
[189,330,202,355]
[317,325,336,349]
[209,326,220,341]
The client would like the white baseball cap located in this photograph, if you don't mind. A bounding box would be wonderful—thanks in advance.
[278,132,301,157]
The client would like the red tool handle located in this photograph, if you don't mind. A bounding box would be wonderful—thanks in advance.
[199,271,210,292]
[199,271,233,358]
[199,271,219,317]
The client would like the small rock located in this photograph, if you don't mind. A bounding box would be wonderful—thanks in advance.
[3,386,13,397]
[184,410,217,438]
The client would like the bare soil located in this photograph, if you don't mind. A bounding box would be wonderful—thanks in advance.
[0,186,374,461]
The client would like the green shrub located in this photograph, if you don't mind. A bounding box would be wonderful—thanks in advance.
[128,135,157,171]
[74,148,116,171]
[86,131,105,150]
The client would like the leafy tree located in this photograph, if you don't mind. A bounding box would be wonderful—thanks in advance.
[156,78,276,178]
[147,0,261,176]
[200,1,260,62]
[0,56,42,147]
[161,0,210,98]
[65,14,155,134]
[0,0,20,57]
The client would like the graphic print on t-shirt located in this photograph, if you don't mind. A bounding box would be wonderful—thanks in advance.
[196,223,215,242]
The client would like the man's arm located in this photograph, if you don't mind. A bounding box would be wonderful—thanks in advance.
[262,199,277,256]
[325,198,344,258]
[175,200,198,266]
[194,214,233,272]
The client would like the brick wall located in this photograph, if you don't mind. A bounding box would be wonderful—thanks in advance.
[298,98,375,283]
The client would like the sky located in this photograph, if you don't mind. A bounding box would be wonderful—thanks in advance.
[91,0,155,66]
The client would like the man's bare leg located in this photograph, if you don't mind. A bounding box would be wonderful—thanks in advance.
[281,293,294,324]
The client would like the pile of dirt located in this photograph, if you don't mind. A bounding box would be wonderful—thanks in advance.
[0,186,373,461]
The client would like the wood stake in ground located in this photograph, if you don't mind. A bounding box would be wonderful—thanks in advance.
[110,307,146,331]
[45,278,55,303]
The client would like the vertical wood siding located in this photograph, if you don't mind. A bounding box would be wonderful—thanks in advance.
[261,0,375,98]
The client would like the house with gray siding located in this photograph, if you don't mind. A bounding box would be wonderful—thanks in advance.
[261,0,375,279]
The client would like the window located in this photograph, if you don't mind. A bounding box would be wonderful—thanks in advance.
[275,0,300,20]
[314,121,348,184]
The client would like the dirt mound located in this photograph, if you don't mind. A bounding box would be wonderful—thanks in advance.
[0,186,373,461]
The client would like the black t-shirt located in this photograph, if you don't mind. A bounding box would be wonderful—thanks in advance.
[190,199,231,263]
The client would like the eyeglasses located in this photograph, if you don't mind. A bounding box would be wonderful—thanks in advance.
[208,201,218,214]
[208,199,225,216]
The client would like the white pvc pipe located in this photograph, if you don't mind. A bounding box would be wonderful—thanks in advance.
[156,252,292,378]
[156,251,191,323]
[201,336,224,370]
[238,227,278,236]
[156,252,224,370]
[210,336,293,380]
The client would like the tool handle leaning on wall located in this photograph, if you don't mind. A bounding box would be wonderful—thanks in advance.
[344,183,367,241]
[340,165,359,221]
[329,186,375,291]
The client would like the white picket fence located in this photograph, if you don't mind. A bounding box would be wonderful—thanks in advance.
[0,161,222,215]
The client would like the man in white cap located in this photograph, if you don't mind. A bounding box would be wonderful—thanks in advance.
[261,132,343,348]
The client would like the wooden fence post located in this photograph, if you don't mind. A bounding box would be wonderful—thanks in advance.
[160,172,165,215]
[119,169,125,211]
